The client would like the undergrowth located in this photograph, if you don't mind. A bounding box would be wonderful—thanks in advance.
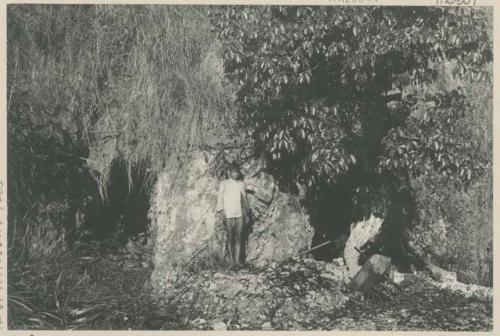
[8,245,184,330]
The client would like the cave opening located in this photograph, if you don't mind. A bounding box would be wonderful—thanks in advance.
[306,172,425,271]
[307,176,358,261]
[81,161,152,248]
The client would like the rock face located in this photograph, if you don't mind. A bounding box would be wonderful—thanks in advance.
[149,150,313,290]
[344,214,384,277]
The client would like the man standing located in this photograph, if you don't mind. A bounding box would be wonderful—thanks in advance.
[216,163,248,270]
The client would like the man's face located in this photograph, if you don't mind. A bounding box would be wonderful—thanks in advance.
[229,169,238,180]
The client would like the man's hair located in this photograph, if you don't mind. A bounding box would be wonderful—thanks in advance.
[226,162,242,178]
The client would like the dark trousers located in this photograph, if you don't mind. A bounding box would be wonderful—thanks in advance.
[224,216,245,266]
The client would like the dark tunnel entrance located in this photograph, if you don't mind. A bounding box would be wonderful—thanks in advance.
[306,172,425,271]
[81,161,152,248]
[307,176,357,261]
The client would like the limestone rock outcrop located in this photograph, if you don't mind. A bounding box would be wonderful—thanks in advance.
[344,214,384,277]
[149,150,313,290]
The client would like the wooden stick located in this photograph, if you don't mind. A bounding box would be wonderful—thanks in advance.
[296,240,332,257]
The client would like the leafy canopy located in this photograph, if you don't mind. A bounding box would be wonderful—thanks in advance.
[209,6,492,190]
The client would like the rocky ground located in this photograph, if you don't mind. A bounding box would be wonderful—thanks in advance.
[146,256,492,331]
[9,240,492,331]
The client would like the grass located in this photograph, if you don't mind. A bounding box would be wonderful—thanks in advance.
[8,243,185,330]
[8,5,237,200]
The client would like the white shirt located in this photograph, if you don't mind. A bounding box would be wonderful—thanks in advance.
[216,179,246,218]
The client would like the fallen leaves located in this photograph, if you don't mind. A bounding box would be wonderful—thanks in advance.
[154,257,492,331]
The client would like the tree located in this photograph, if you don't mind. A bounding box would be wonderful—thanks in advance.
[209,6,492,266]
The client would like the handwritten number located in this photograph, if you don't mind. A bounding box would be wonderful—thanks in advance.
[436,0,476,5]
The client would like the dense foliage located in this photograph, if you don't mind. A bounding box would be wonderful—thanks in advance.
[209,6,492,270]
[408,69,492,285]
[8,5,97,253]
[210,5,491,188]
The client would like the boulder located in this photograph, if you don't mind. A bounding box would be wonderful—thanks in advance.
[149,150,313,290]
[389,269,409,284]
[344,214,383,277]
[426,263,457,283]
[349,254,392,292]
[212,321,227,331]
[431,279,493,300]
